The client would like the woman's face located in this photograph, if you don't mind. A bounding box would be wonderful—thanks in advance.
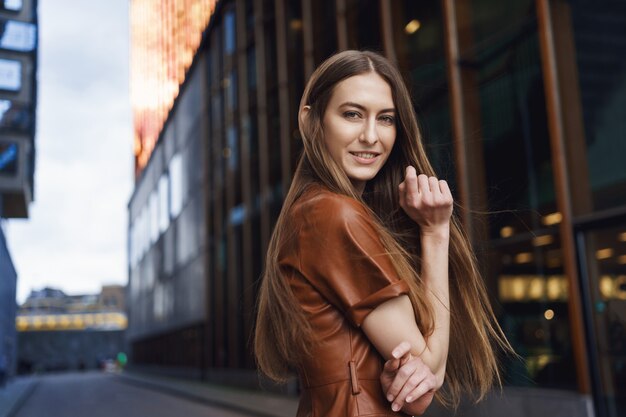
[321,72,396,193]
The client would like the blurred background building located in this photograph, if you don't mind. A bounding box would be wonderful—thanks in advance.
[126,1,626,416]
[0,0,38,382]
[16,285,127,373]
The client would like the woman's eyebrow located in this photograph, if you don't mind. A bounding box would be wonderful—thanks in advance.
[339,101,395,113]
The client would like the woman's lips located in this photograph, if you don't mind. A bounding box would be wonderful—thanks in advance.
[350,151,380,165]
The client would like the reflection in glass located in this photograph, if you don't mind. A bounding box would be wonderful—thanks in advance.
[169,153,183,218]
[462,0,571,390]
[493,232,576,388]
[581,223,626,417]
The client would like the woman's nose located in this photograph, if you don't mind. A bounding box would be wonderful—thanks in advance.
[359,119,378,144]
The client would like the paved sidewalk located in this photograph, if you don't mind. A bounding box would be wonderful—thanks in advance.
[116,371,299,417]
[0,377,38,417]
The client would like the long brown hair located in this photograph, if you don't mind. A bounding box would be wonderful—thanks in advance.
[254,50,512,408]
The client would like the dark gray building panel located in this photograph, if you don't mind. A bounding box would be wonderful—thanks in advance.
[0,225,17,378]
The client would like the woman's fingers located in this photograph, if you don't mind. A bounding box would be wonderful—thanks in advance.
[405,166,419,203]
[395,358,436,403]
[391,341,412,360]
[428,176,440,196]
[381,342,439,413]
[400,166,451,207]
[417,174,430,197]
[386,357,419,406]
[398,166,453,228]
[398,181,406,210]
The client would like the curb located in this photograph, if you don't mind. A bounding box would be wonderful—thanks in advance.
[0,379,38,417]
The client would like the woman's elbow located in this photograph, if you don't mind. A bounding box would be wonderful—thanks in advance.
[434,367,446,390]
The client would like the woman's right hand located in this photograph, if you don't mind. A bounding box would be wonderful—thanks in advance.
[380,341,439,415]
[398,166,453,236]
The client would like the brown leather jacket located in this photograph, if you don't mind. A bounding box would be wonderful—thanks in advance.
[279,185,410,417]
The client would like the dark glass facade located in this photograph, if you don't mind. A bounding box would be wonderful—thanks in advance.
[128,1,626,415]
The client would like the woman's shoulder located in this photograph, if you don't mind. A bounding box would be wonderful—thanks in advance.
[292,184,371,228]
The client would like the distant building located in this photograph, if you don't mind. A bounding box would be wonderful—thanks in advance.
[16,285,127,373]
[0,0,38,382]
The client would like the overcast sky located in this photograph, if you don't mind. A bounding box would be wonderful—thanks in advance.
[6,0,133,304]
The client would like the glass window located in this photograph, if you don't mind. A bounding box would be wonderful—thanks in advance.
[224,9,236,56]
[345,0,382,50]
[579,221,626,416]
[0,58,21,91]
[390,1,454,183]
[0,99,32,132]
[169,153,183,218]
[211,95,222,133]
[570,2,626,212]
[154,283,165,320]
[1,0,23,12]
[247,46,256,90]
[457,0,573,390]
[311,0,337,65]
[226,70,237,111]
[129,222,137,268]
[137,206,147,260]
[0,140,18,176]
[158,173,170,233]
[0,20,37,52]
[149,190,159,244]
[227,126,238,171]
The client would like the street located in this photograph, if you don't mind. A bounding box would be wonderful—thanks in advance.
[14,372,257,417]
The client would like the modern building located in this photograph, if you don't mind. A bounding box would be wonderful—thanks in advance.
[127,1,626,416]
[16,286,127,373]
[0,0,38,383]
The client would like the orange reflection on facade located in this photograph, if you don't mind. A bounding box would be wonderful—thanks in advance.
[130,0,217,177]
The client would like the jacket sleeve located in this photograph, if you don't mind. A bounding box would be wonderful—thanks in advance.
[297,194,409,327]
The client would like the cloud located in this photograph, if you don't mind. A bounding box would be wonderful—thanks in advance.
[7,0,133,303]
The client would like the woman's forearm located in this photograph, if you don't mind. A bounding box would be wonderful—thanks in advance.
[417,227,450,383]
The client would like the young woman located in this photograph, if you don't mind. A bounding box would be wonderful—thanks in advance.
[254,50,511,416]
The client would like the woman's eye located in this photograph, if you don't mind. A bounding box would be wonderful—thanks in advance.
[344,111,360,119]
[380,115,395,125]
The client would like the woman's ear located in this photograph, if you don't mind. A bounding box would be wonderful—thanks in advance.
[299,105,311,125]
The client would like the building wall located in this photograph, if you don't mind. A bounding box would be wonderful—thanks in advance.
[128,1,626,415]
[0,225,17,378]
[127,52,208,367]
[17,330,125,373]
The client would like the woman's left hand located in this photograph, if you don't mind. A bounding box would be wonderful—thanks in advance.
[380,341,439,415]
[398,166,453,235]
